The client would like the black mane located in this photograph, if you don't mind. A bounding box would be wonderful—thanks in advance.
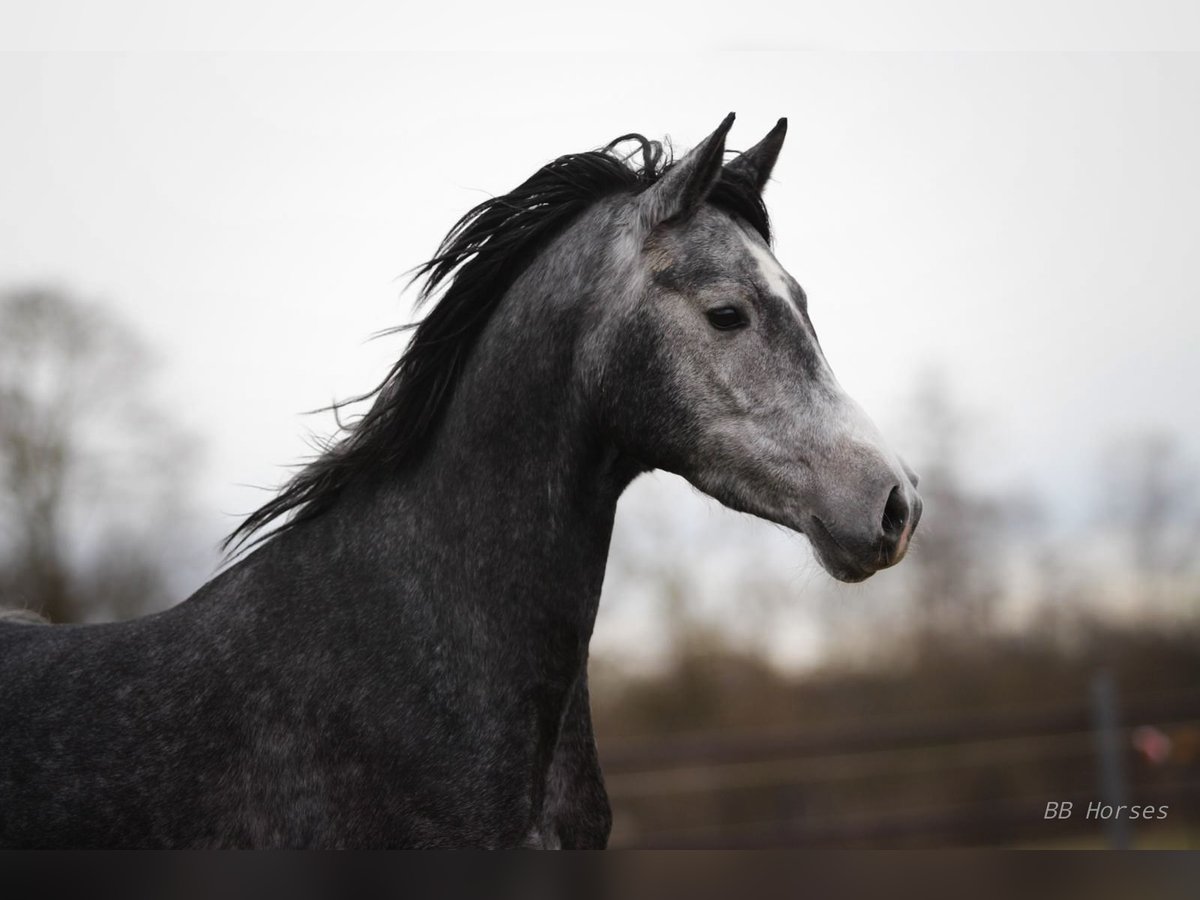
[225,133,771,552]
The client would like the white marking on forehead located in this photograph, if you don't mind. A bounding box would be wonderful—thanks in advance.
[738,230,813,331]
[739,230,795,307]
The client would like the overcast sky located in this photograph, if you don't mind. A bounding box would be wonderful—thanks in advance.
[2,52,1198,658]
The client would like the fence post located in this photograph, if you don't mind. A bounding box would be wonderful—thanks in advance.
[1090,669,1131,849]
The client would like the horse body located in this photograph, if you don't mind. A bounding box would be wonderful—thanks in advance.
[1,204,627,848]
[0,115,921,847]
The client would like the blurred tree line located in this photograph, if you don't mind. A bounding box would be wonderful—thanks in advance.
[0,286,196,622]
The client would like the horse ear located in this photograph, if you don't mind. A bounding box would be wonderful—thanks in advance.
[638,113,735,231]
[725,117,787,192]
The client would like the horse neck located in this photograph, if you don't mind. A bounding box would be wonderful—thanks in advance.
[427,263,635,608]
[286,243,636,656]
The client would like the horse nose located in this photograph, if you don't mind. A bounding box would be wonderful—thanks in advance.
[880,484,920,564]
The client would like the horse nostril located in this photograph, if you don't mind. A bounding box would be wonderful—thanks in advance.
[881,485,908,540]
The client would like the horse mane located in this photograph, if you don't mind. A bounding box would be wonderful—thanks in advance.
[224,132,772,553]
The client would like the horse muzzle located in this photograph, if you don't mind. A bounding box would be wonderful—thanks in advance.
[807,481,923,583]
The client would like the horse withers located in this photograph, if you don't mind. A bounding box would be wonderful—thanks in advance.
[0,114,920,848]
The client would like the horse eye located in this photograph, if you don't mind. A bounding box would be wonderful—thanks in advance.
[706,306,747,330]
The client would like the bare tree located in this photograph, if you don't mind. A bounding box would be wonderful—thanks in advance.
[899,370,1011,640]
[0,286,195,622]
[1095,432,1200,622]
[1101,432,1199,577]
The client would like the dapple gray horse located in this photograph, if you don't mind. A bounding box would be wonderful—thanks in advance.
[0,114,920,848]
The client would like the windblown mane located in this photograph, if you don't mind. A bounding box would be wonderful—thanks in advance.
[225,133,771,552]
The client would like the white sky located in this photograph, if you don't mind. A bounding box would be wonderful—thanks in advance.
[4,3,1200,51]
[2,51,1198,661]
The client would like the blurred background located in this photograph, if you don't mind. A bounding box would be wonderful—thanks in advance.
[2,52,1198,847]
